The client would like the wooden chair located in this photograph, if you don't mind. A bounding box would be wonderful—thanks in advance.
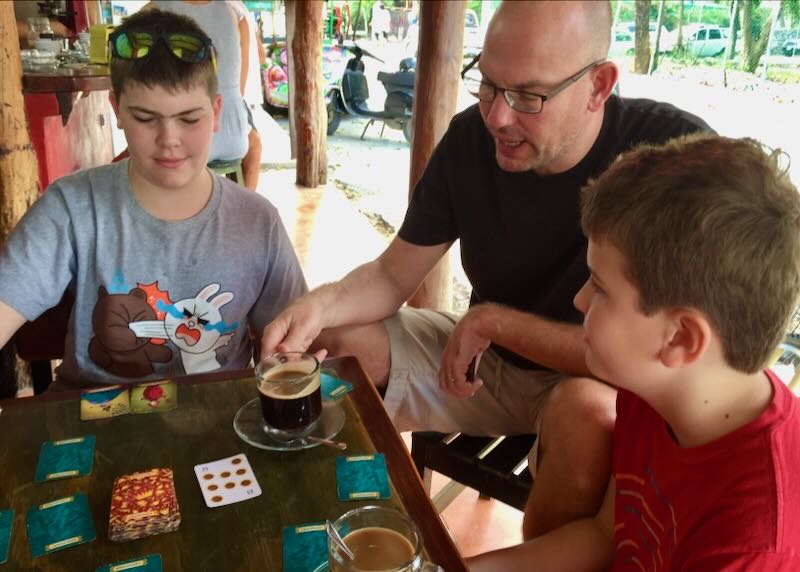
[412,332,800,514]
[410,431,535,512]
[11,292,73,394]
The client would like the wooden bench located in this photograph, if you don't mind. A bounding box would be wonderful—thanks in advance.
[410,431,535,512]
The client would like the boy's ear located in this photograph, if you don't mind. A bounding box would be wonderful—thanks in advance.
[212,94,222,133]
[659,309,711,368]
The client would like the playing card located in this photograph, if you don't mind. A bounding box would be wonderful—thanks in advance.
[95,553,163,572]
[130,381,177,414]
[109,468,180,542]
[194,454,262,508]
[335,453,391,501]
[26,493,96,558]
[282,523,328,572]
[321,372,353,401]
[35,435,95,482]
[81,386,130,420]
[0,509,13,564]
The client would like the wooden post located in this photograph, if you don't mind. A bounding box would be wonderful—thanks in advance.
[285,1,297,160]
[288,0,327,188]
[0,2,38,395]
[406,1,465,311]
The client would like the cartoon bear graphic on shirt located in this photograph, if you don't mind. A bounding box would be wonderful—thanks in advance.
[88,286,173,377]
[90,282,237,376]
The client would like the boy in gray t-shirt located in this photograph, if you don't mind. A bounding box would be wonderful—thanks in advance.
[0,9,306,388]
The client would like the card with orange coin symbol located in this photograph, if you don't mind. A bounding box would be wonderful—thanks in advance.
[193,454,262,508]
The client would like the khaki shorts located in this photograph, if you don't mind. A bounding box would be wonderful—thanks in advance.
[383,307,565,476]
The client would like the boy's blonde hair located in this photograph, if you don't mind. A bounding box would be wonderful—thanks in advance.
[110,9,217,100]
[581,134,800,373]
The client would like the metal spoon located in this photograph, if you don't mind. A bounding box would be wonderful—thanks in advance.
[307,435,347,450]
[326,520,355,560]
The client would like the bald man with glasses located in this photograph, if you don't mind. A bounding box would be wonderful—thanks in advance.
[262,0,711,546]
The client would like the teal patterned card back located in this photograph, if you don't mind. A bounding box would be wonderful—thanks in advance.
[335,454,391,501]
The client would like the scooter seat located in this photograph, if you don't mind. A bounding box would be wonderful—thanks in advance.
[378,70,415,90]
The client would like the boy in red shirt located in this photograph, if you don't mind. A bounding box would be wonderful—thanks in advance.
[470,134,800,570]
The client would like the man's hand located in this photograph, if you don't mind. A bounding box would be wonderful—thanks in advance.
[260,296,328,362]
[438,305,492,399]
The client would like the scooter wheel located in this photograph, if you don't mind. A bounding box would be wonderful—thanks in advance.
[402,120,413,143]
[327,102,342,136]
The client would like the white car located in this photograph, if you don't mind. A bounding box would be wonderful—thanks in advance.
[686,25,728,57]
[463,8,484,56]
[611,22,676,56]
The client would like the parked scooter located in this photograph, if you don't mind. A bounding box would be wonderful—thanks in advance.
[326,44,416,143]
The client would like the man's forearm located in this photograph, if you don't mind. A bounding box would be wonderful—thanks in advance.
[468,516,613,572]
[472,303,590,377]
[311,260,413,329]
[313,238,452,330]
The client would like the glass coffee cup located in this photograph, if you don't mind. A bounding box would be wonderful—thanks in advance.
[327,506,441,572]
[255,352,322,441]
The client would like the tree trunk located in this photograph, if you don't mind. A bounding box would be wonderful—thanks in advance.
[352,0,362,41]
[676,0,684,51]
[741,0,773,73]
[0,2,37,396]
[405,1,465,312]
[634,0,652,74]
[726,0,739,60]
[649,0,665,74]
[288,0,327,187]
[723,0,739,87]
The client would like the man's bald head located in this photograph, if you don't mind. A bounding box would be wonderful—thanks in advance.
[486,1,612,62]
[475,0,618,175]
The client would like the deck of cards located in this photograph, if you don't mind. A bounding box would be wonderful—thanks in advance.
[109,468,181,542]
[193,454,262,508]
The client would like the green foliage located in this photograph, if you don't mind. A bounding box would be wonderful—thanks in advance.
[780,0,800,25]
[612,0,732,31]
[467,0,483,18]
[767,64,800,84]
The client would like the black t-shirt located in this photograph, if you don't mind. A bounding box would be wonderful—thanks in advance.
[398,95,712,369]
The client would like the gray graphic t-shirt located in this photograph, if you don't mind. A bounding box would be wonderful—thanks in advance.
[0,161,307,387]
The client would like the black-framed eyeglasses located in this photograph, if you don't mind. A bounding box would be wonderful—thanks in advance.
[109,30,217,72]
[461,53,606,114]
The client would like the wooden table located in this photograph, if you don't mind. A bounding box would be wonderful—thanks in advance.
[0,357,467,571]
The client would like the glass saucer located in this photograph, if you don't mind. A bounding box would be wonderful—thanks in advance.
[233,398,345,451]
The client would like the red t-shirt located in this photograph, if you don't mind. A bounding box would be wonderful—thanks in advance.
[612,370,800,570]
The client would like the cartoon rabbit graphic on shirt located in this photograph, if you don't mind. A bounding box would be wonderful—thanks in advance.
[128,284,236,374]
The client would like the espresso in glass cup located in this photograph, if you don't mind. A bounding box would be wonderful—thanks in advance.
[255,352,322,440]
[328,506,440,572]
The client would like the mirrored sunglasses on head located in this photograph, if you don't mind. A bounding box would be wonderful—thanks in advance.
[109,30,216,69]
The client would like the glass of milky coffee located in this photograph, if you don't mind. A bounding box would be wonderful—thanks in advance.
[327,506,441,572]
[255,352,322,441]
